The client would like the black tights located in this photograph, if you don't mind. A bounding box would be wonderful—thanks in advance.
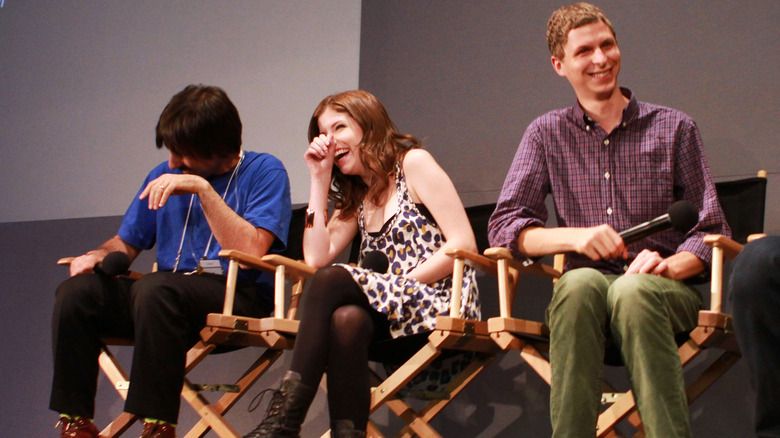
[289,265,391,429]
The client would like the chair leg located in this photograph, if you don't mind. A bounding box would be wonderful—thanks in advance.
[99,412,139,438]
[396,353,495,437]
[370,342,441,412]
[182,348,285,438]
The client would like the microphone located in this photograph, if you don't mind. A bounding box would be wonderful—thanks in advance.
[94,251,131,277]
[619,200,698,244]
[359,250,389,274]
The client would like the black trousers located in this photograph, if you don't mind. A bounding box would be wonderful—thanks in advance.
[730,236,780,437]
[49,271,270,424]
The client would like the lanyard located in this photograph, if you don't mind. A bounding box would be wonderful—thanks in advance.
[172,150,245,273]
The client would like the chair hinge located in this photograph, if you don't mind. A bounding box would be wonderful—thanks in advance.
[233,319,249,331]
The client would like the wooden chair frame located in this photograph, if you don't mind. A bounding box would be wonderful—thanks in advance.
[360,256,500,438]
[445,170,767,437]
[57,251,316,438]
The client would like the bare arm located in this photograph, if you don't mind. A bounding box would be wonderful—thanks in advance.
[139,173,276,258]
[520,226,704,281]
[518,224,628,260]
[302,133,358,267]
[404,149,477,284]
[69,235,141,277]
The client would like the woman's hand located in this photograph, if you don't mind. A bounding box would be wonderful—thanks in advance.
[304,133,336,180]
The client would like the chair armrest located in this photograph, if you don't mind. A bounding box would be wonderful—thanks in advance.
[446,248,498,275]
[448,247,561,319]
[703,234,745,314]
[218,250,316,281]
[218,250,317,319]
[703,235,743,260]
[483,247,561,280]
[57,257,144,279]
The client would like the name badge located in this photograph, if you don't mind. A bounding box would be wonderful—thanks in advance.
[197,259,224,275]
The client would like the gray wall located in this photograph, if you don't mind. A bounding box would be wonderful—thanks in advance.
[0,0,776,436]
[0,0,361,222]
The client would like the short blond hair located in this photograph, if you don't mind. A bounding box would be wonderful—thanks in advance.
[547,2,615,60]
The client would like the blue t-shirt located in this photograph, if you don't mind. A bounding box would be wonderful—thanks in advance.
[118,151,292,302]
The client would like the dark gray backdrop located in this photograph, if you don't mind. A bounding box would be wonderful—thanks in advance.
[1,0,777,436]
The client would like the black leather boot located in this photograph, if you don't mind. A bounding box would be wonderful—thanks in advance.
[331,420,367,438]
[244,371,317,438]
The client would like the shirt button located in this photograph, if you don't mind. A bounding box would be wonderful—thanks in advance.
[607,207,613,215]
[604,139,610,146]
[622,122,626,128]
[604,172,611,180]
[586,125,591,131]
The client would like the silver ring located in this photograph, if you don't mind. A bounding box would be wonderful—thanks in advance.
[160,185,166,189]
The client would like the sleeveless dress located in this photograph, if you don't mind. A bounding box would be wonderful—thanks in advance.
[336,161,480,394]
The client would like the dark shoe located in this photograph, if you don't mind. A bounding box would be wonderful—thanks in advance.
[244,371,317,437]
[57,416,99,438]
[331,420,367,438]
[140,420,176,438]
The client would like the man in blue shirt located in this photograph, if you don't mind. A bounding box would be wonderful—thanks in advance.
[50,84,292,438]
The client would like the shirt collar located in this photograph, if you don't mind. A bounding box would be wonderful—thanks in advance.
[573,87,639,130]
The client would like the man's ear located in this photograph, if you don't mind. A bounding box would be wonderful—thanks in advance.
[551,55,566,77]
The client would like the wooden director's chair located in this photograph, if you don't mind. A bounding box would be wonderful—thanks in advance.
[356,203,501,438]
[447,171,767,437]
[58,206,316,438]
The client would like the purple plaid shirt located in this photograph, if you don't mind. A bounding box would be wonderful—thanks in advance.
[488,88,730,275]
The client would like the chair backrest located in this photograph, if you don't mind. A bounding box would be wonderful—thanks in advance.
[283,205,308,261]
[465,203,496,254]
[715,171,767,243]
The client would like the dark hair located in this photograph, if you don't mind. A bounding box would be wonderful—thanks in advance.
[547,2,615,60]
[307,90,421,220]
[155,84,242,159]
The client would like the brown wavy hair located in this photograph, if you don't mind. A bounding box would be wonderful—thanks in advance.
[308,90,421,220]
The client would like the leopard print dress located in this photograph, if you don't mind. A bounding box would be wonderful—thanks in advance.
[337,162,480,340]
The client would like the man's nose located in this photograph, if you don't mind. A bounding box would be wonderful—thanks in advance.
[168,153,182,169]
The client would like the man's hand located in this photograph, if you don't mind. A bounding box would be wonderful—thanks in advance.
[624,249,668,276]
[69,252,103,277]
[573,224,628,261]
[139,174,210,210]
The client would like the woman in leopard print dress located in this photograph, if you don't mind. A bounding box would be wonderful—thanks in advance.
[245,90,479,438]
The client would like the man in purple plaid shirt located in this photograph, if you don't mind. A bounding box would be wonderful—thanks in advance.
[488,3,729,437]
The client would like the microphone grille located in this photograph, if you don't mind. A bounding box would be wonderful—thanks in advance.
[668,200,698,234]
[360,250,389,274]
[101,251,131,276]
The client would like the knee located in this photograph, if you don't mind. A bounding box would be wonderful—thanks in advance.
[552,268,609,308]
[730,236,780,310]
[607,275,652,307]
[55,274,105,315]
[311,265,353,285]
[330,305,373,344]
[304,265,354,300]
[130,272,181,309]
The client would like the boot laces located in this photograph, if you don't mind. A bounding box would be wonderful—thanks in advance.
[246,387,288,435]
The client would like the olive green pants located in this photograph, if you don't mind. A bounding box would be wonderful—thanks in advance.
[546,269,701,438]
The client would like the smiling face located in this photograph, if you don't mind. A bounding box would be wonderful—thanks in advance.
[551,20,621,102]
[317,106,367,178]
